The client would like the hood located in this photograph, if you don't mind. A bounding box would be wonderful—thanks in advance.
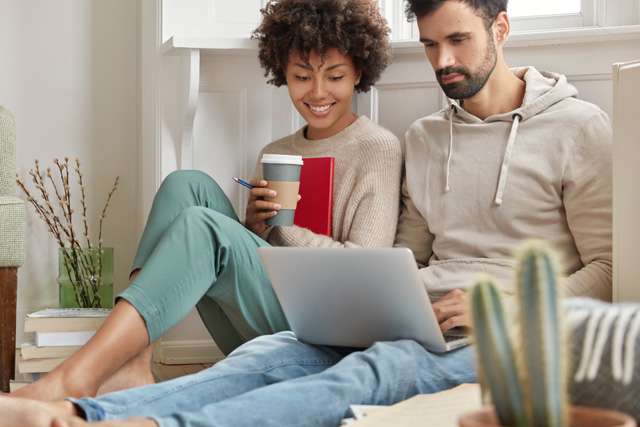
[442,67,579,205]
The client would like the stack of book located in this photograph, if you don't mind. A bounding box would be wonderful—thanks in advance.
[17,307,111,377]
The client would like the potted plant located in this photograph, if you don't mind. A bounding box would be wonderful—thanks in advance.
[16,157,119,308]
[459,240,636,427]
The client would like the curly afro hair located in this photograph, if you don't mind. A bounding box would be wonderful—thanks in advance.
[252,0,392,93]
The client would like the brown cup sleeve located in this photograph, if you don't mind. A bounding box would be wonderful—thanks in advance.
[264,181,300,209]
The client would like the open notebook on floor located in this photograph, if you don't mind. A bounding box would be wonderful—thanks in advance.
[258,247,471,352]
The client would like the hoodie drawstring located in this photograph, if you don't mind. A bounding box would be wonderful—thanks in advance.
[494,114,522,205]
[445,109,454,192]
[445,109,522,205]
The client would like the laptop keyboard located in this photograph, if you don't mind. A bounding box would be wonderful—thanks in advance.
[444,334,468,343]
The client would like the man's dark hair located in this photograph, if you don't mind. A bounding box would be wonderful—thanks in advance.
[252,0,393,93]
[404,0,508,29]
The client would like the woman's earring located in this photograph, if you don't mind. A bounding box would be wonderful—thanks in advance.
[355,80,360,86]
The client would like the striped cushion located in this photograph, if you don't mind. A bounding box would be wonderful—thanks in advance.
[566,297,640,421]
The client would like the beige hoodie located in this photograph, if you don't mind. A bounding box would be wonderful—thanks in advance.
[396,67,612,302]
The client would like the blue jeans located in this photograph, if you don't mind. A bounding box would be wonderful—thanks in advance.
[71,331,476,426]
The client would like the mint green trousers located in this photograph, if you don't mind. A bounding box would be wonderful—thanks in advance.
[119,170,289,355]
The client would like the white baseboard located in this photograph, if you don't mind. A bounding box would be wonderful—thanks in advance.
[156,339,226,365]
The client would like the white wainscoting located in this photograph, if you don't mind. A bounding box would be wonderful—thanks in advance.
[151,30,640,363]
[162,0,267,41]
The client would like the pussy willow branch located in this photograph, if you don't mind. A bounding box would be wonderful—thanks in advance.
[26,161,70,246]
[98,176,120,250]
[57,158,81,249]
[43,168,75,246]
[16,158,119,308]
[15,178,65,248]
[46,158,75,245]
[76,158,92,249]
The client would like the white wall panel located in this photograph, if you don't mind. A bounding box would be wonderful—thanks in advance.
[568,75,614,118]
[271,86,303,142]
[503,38,640,81]
[198,55,276,175]
[207,0,264,36]
[193,88,247,214]
[163,0,266,41]
[375,83,443,143]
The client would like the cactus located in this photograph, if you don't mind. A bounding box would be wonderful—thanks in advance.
[470,240,568,427]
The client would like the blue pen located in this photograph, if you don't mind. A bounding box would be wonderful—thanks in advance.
[233,177,254,189]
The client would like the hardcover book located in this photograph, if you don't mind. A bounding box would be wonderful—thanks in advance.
[294,157,334,237]
[17,355,67,374]
[34,330,96,347]
[20,341,81,360]
[25,307,110,333]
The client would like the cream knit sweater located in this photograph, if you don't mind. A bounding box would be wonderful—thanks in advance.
[251,116,402,249]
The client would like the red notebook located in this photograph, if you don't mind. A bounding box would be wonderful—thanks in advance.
[294,157,334,237]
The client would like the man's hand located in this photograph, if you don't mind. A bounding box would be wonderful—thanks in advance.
[432,289,471,333]
[244,179,280,235]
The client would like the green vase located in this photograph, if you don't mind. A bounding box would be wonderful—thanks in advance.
[57,247,114,308]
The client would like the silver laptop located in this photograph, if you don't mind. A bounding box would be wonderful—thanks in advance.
[258,247,470,353]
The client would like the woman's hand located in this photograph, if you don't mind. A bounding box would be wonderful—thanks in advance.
[432,289,471,333]
[244,179,280,235]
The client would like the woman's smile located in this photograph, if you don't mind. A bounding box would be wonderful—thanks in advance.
[286,47,361,140]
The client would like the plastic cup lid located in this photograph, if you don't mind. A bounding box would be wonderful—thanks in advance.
[261,154,304,165]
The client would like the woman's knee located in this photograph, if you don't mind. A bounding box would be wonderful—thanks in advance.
[160,170,216,194]
[159,170,237,219]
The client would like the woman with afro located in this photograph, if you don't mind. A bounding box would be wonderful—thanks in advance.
[9,0,404,414]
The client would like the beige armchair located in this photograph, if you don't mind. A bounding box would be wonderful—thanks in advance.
[0,106,27,392]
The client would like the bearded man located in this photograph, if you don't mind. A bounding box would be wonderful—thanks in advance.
[398,0,613,334]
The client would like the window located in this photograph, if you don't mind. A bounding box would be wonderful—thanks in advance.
[508,0,595,32]
[509,0,581,17]
[382,0,639,41]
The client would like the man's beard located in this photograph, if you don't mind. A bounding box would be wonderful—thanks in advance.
[436,37,497,100]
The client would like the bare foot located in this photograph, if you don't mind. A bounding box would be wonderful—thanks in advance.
[0,395,76,427]
[12,300,151,402]
[10,362,96,401]
[52,416,158,427]
[96,348,156,396]
[12,346,155,400]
